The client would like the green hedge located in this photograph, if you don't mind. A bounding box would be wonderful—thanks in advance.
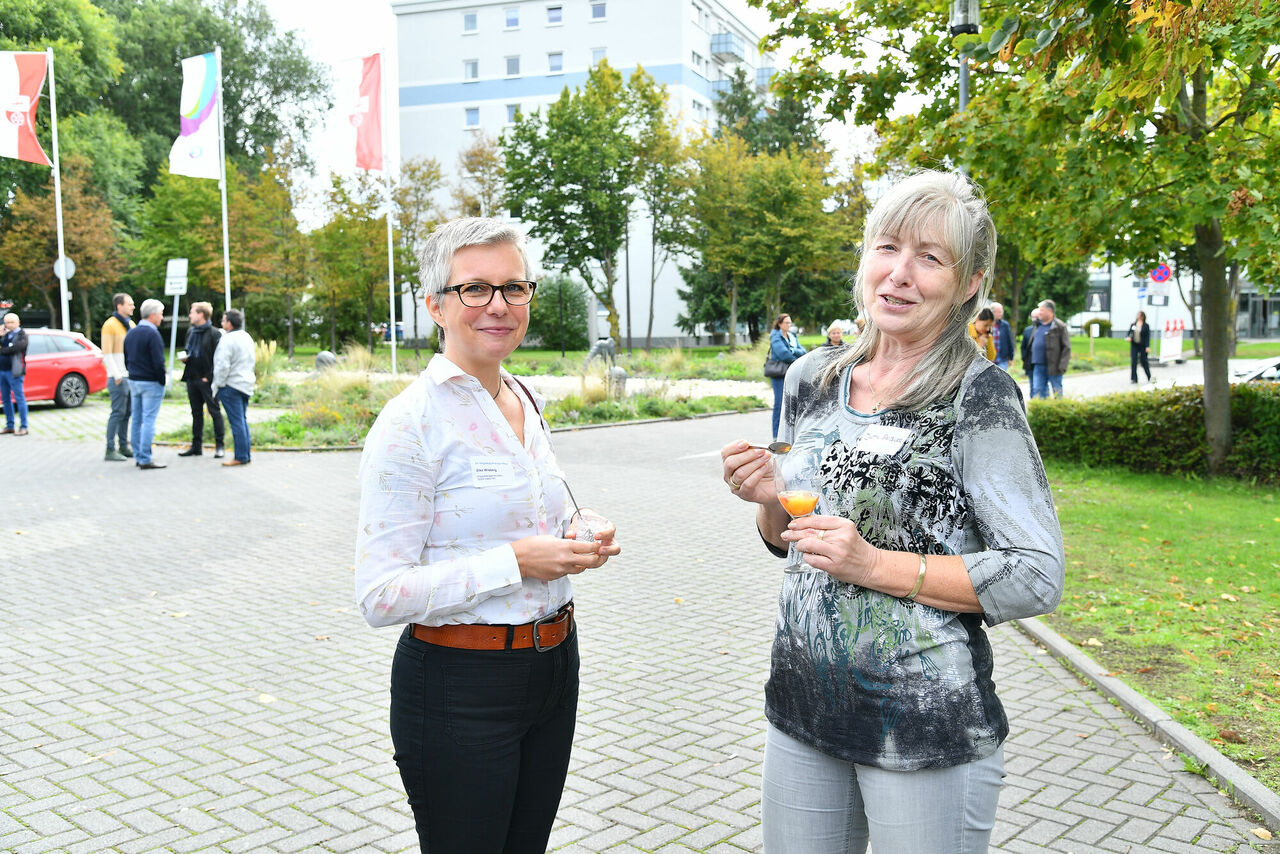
[1027,383,1280,482]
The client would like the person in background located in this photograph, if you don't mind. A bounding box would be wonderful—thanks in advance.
[1030,299,1071,399]
[355,217,620,853]
[722,170,1064,854]
[1020,306,1042,383]
[213,308,256,467]
[968,307,997,362]
[768,313,806,439]
[1126,310,1152,385]
[123,299,169,469]
[101,294,135,460]
[0,313,29,436]
[990,302,1015,370]
[178,301,226,458]
[822,322,846,348]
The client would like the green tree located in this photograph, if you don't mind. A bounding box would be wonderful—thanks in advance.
[59,112,147,231]
[688,134,754,348]
[449,134,504,219]
[712,66,822,155]
[503,60,635,342]
[98,0,332,191]
[394,155,446,352]
[239,150,309,353]
[312,172,389,354]
[753,0,1280,471]
[0,156,124,332]
[130,164,227,308]
[0,0,123,203]
[527,274,590,352]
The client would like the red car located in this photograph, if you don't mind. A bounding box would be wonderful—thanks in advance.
[22,328,108,407]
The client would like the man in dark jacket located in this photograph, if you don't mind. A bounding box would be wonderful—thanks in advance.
[1029,299,1072,399]
[990,302,1015,370]
[0,312,30,435]
[178,301,225,457]
[123,299,169,469]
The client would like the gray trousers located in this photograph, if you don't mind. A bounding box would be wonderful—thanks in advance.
[106,377,130,451]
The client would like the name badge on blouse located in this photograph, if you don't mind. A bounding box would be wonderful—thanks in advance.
[471,458,518,488]
[855,425,912,456]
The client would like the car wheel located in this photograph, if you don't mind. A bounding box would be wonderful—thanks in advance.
[55,373,90,408]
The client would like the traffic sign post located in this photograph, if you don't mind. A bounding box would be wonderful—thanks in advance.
[165,259,189,376]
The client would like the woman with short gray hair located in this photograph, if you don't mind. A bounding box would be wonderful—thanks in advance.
[721,171,1064,853]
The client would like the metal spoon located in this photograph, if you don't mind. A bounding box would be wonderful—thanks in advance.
[747,442,792,453]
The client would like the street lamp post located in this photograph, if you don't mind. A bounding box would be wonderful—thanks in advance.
[948,0,980,174]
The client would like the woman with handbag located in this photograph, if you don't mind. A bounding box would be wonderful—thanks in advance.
[767,313,806,439]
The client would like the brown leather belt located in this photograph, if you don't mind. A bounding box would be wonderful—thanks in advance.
[412,603,574,652]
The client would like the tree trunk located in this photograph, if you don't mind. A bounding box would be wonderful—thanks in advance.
[646,238,657,352]
[329,294,337,352]
[1195,218,1231,473]
[601,260,621,343]
[728,277,739,351]
[79,290,91,337]
[1227,262,1240,357]
[286,292,295,358]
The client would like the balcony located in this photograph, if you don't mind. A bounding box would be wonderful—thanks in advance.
[755,66,775,90]
[710,79,732,97]
[710,31,745,62]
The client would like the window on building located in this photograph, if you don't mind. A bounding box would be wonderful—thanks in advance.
[506,104,520,124]
[465,107,480,127]
[505,7,519,27]
[547,5,562,24]
[691,51,705,76]
[464,59,479,80]
[590,1,606,20]
[591,47,607,66]
[691,3,705,27]
[506,55,520,76]
[548,52,563,73]
[463,11,477,32]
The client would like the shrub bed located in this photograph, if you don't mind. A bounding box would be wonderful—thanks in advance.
[1028,383,1280,482]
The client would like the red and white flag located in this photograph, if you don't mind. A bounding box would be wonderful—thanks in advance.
[352,53,383,171]
[0,51,53,167]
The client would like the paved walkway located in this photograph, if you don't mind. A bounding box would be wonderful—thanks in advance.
[1,411,1276,852]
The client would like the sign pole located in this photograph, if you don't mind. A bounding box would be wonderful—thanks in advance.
[164,258,190,375]
[168,293,182,376]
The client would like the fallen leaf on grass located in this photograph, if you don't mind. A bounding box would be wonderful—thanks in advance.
[1082,637,1103,647]
[1218,730,1246,743]
[1220,593,1239,602]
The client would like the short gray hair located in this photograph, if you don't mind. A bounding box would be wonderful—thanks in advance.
[819,170,998,410]
[418,217,530,298]
[139,299,165,320]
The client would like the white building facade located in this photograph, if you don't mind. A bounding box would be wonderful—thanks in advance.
[391,0,774,346]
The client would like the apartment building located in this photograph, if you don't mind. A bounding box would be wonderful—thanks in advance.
[392,0,775,344]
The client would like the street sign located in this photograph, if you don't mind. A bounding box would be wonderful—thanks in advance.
[164,258,189,296]
[53,256,75,280]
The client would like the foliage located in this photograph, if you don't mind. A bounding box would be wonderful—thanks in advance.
[1081,316,1113,337]
[252,338,281,383]
[448,134,504,219]
[712,65,823,155]
[527,275,590,352]
[1042,459,1280,795]
[1028,383,1280,482]
[0,156,125,332]
[502,61,639,342]
[1025,264,1090,321]
[393,154,446,352]
[751,0,1280,472]
[97,0,332,189]
[542,392,765,427]
[311,172,393,353]
[59,112,147,230]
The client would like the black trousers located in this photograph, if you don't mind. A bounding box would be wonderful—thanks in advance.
[1130,346,1151,382]
[186,379,225,447]
[390,625,579,853]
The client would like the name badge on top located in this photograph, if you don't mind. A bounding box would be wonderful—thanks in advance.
[471,458,518,488]
[855,425,912,457]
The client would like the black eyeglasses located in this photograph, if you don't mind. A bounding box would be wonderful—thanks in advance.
[442,280,538,307]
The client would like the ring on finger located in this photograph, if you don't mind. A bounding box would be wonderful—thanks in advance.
[728,477,742,490]
[817,529,825,541]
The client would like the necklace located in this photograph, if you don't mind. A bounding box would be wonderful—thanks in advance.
[491,382,503,400]
[864,363,882,413]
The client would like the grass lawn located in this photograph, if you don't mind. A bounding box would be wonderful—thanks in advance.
[1043,459,1280,795]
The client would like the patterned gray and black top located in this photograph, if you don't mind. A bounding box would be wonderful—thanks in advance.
[765,348,1065,771]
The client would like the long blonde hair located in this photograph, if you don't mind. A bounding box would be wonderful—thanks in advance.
[818,170,997,410]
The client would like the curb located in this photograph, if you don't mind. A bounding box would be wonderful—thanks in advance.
[1014,616,1280,832]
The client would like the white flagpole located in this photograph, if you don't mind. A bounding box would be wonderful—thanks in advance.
[46,48,70,331]
[380,50,397,378]
[215,45,232,313]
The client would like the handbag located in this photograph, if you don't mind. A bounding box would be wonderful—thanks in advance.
[763,357,789,379]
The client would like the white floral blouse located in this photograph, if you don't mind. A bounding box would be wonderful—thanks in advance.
[355,355,574,628]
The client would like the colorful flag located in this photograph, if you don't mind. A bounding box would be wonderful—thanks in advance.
[352,53,383,171]
[169,52,221,179]
[0,51,53,166]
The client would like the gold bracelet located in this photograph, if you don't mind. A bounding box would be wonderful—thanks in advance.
[905,553,927,601]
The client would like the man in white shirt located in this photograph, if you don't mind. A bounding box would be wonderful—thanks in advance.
[212,309,256,467]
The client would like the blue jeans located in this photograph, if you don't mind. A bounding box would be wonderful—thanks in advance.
[390,625,578,853]
[1030,364,1049,399]
[995,358,1011,371]
[128,380,166,465]
[106,377,131,450]
[762,723,1004,854]
[218,387,251,462]
[0,371,28,429]
[771,376,786,439]
[1048,372,1064,397]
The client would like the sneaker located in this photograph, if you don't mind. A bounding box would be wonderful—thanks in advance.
[105,450,127,461]
[214,446,225,459]
[120,446,134,458]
